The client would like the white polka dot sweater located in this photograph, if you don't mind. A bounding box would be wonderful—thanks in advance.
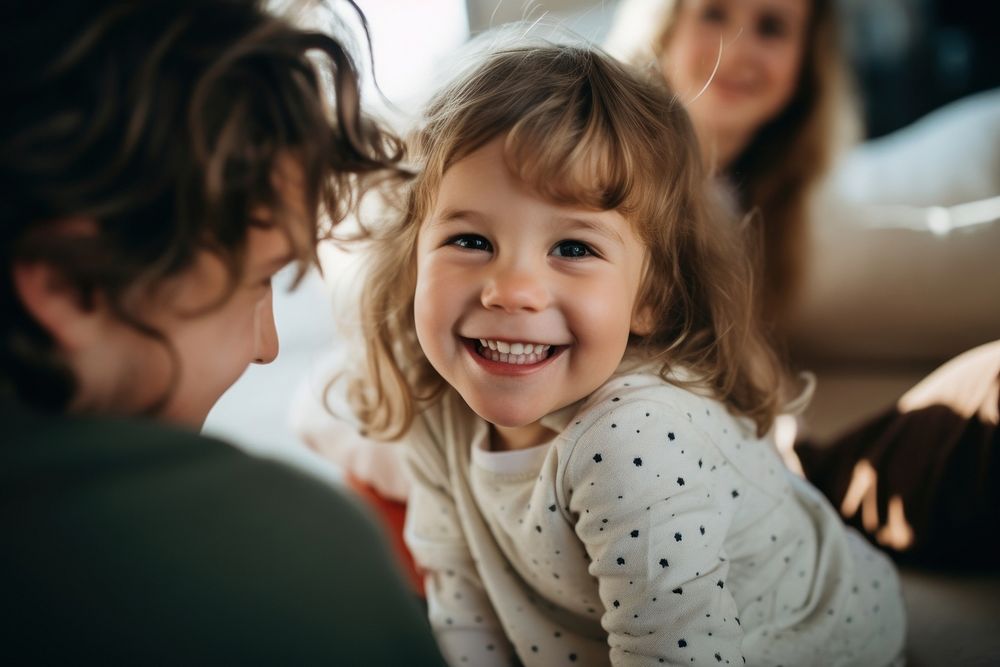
[404,368,906,666]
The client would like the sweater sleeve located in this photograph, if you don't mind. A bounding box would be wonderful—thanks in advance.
[403,416,516,667]
[562,397,745,666]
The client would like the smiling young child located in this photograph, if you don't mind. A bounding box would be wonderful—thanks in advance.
[348,44,905,666]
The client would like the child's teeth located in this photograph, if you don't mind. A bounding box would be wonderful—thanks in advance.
[475,339,554,364]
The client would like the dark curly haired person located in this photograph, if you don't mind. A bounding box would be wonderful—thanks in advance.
[0,1,444,664]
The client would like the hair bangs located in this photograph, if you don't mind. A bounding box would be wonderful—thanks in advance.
[503,95,633,212]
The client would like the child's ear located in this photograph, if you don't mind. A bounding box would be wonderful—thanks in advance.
[12,260,103,352]
[630,303,655,336]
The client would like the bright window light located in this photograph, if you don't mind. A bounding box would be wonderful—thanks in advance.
[356,0,470,119]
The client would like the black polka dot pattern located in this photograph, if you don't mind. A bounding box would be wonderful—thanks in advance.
[403,373,905,667]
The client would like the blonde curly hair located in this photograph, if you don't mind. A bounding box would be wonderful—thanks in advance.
[349,43,788,440]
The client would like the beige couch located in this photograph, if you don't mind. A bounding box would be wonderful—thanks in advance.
[786,88,1000,665]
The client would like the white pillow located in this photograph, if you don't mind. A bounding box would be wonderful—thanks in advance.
[832,87,1000,207]
[788,89,1000,363]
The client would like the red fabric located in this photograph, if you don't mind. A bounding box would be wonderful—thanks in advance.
[345,473,424,596]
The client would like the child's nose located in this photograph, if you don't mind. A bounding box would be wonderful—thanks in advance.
[480,263,551,313]
[252,290,280,364]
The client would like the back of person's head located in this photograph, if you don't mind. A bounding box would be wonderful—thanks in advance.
[606,0,857,321]
[0,0,404,410]
[352,41,785,440]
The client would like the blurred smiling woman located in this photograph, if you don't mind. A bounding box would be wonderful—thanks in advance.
[607,0,855,322]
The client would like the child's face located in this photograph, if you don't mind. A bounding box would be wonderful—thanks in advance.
[661,0,808,153]
[414,138,650,448]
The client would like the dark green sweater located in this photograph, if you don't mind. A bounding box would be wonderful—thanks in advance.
[0,401,446,666]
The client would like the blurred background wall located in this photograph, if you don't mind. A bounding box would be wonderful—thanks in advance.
[837,0,1000,138]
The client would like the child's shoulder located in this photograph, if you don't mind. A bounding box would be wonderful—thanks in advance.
[558,368,784,496]
[579,367,716,419]
[562,367,758,445]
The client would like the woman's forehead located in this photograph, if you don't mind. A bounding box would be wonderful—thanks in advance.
[687,0,809,21]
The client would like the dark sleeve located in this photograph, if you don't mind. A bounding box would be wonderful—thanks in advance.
[0,415,446,666]
[795,340,1000,569]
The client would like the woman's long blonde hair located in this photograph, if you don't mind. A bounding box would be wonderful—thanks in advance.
[606,0,857,322]
[350,43,787,440]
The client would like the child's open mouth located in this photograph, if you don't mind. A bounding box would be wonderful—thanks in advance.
[466,338,560,366]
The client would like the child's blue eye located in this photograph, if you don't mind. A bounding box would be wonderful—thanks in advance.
[448,234,493,252]
[551,240,594,258]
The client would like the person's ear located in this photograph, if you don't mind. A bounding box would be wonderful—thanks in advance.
[630,302,655,336]
[11,261,103,352]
